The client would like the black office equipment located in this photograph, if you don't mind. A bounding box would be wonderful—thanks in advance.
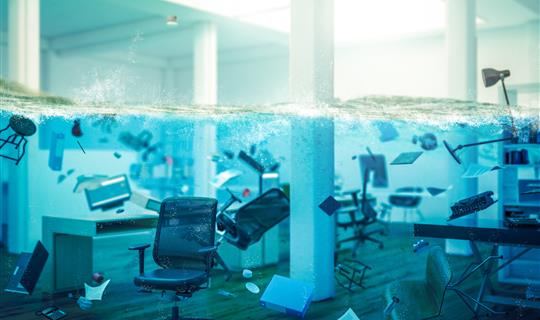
[85,174,131,211]
[358,154,388,188]
[5,241,49,295]
[217,188,290,251]
[412,133,438,151]
[444,138,514,165]
[129,197,218,320]
[448,191,496,221]
[482,68,511,105]
[0,115,36,165]
[118,130,152,151]
[36,306,67,320]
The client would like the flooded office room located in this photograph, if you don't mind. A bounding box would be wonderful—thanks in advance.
[0,0,539,319]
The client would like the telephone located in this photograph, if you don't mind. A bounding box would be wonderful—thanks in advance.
[36,306,67,320]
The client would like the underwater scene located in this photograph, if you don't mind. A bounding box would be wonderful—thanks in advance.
[1,1,540,319]
[0,79,539,319]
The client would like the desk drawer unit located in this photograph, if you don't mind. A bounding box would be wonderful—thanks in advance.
[54,229,155,292]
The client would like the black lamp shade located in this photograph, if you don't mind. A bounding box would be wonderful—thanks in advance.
[482,68,510,88]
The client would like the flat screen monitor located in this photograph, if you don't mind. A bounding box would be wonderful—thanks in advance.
[85,174,131,210]
[359,155,388,188]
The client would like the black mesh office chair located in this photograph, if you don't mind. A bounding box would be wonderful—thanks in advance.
[216,188,289,251]
[129,197,218,320]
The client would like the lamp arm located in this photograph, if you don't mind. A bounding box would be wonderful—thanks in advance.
[501,78,510,106]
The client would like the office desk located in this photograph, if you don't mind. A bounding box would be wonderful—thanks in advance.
[415,219,540,315]
[42,212,158,294]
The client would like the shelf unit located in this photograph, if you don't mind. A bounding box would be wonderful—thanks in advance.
[498,142,540,285]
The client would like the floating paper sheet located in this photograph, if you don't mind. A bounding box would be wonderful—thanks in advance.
[84,279,110,301]
[338,308,360,320]
[461,163,502,178]
[210,169,242,189]
[390,151,423,165]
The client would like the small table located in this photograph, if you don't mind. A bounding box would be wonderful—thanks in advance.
[414,219,540,316]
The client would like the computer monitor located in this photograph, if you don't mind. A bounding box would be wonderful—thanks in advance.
[358,155,388,188]
[85,174,131,211]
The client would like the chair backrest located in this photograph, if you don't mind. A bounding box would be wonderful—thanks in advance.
[425,246,452,307]
[223,188,289,250]
[153,197,217,272]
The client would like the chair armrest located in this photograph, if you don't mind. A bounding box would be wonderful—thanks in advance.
[129,243,151,251]
[198,246,218,254]
[128,243,151,275]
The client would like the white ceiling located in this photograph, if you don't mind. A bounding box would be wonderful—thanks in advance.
[1,0,538,64]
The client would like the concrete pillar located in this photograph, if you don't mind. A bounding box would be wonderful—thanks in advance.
[445,0,477,256]
[192,22,217,197]
[289,0,335,301]
[6,0,40,253]
[8,0,40,90]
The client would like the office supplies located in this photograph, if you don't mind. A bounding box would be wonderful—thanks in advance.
[130,191,161,212]
[318,195,341,216]
[0,115,36,165]
[338,308,360,320]
[412,133,438,151]
[36,306,67,320]
[217,188,290,250]
[461,163,502,178]
[217,289,237,298]
[92,272,104,284]
[85,174,131,211]
[383,296,400,317]
[76,140,86,154]
[426,186,451,197]
[76,296,92,311]
[210,169,242,189]
[504,216,540,227]
[129,197,219,320]
[5,241,49,295]
[48,132,65,171]
[413,239,429,253]
[374,121,399,142]
[242,269,253,279]
[390,151,423,165]
[84,279,110,300]
[260,275,314,318]
[518,180,540,203]
[448,191,496,221]
[335,259,371,291]
[71,119,83,137]
[113,152,121,159]
[444,137,513,164]
[246,282,260,294]
[118,130,152,151]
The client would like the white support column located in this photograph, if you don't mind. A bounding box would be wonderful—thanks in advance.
[6,0,40,253]
[446,0,477,256]
[289,0,335,301]
[8,0,40,90]
[192,22,217,197]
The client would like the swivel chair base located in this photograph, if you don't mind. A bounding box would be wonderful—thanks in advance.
[169,304,212,320]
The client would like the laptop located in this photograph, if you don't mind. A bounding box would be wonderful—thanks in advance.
[5,241,49,295]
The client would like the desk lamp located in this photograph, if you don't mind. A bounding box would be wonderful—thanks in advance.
[444,68,514,164]
[443,137,513,165]
[482,68,511,105]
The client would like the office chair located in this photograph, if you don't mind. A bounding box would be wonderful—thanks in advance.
[216,188,289,251]
[335,187,388,256]
[388,187,425,222]
[129,197,218,320]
